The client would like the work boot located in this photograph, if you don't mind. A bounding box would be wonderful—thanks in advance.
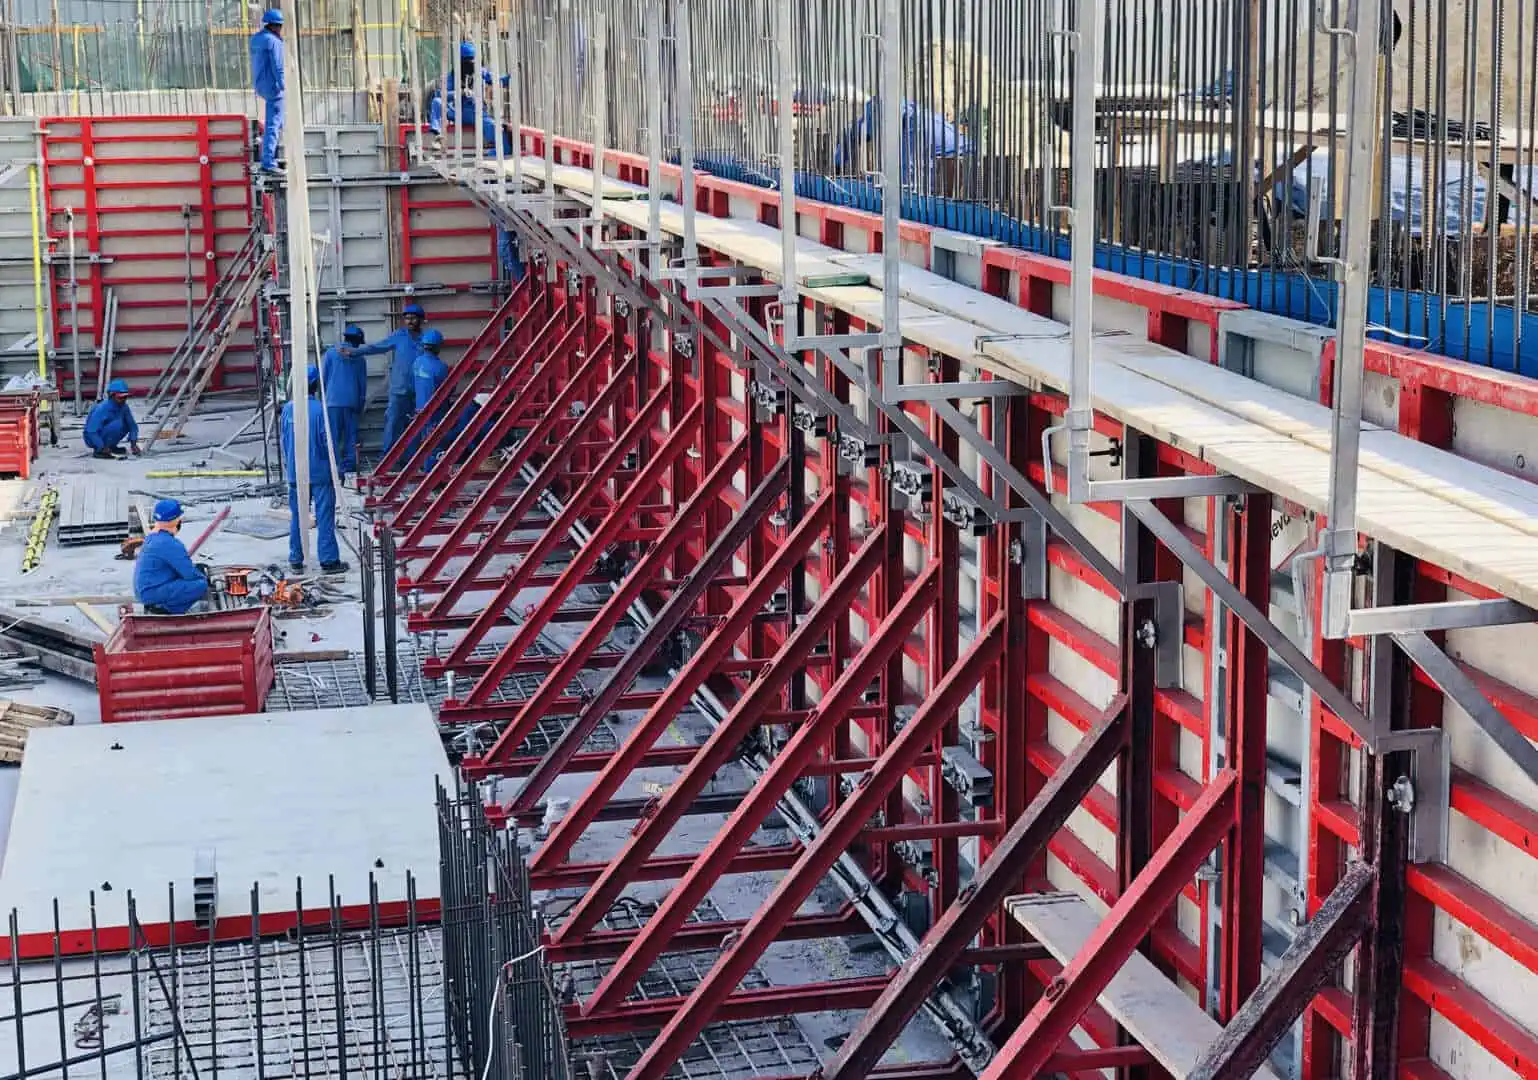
[320,560,350,575]
[91,449,114,460]
[288,560,305,575]
[259,165,286,180]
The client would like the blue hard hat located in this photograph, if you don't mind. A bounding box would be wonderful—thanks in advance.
[261,8,283,26]
[459,41,476,61]
[421,329,445,348]
[403,303,426,317]
[153,498,184,523]
[306,364,320,385]
[343,324,365,344]
[106,378,129,395]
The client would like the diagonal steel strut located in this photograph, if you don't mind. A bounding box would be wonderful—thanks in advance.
[530,486,835,871]
[502,453,794,806]
[623,613,1007,1080]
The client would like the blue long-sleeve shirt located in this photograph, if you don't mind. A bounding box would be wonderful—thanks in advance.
[320,344,368,410]
[280,397,334,485]
[83,398,137,449]
[250,28,284,100]
[352,327,423,396]
[412,352,449,412]
[833,98,971,182]
[134,529,209,614]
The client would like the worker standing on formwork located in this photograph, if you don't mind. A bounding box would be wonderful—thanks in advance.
[135,500,211,615]
[249,9,286,179]
[321,325,368,476]
[281,366,347,575]
[83,378,140,459]
[351,303,426,454]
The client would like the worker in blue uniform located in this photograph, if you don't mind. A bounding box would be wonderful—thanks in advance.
[350,302,426,454]
[409,328,450,457]
[83,378,140,459]
[134,499,211,615]
[249,9,286,178]
[427,42,513,137]
[833,97,972,192]
[320,324,368,474]
[280,366,347,575]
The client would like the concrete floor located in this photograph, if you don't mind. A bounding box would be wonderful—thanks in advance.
[0,397,956,1074]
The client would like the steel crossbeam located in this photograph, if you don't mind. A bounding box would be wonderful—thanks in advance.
[549,524,895,943]
[427,375,668,675]
[408,341,624,604]
[397,313,594,557]
[547,909,860,963]
[825,696,1132,1080]
[457,437,753,753]
[500,457,805,808]
[565,975,890,1039]
[444,396,701,711]
[622,614,1006,1080]
[371,278,534,484]
[977,770,1239,1079]
[371,281,548,508]
[530,486,837,872]
[582,561,943,1016]
[388,300,571,527]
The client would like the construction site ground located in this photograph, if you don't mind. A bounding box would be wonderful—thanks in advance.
[0,398,955,1076]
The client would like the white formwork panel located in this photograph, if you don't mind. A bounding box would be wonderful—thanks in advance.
[0,704,452,940]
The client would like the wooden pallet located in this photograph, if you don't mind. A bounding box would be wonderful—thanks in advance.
[0,700,74,765]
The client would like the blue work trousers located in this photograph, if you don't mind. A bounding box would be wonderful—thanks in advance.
[288,483,340,567]
[381,392,415,455]
[260,94,285,170]
[497,228,525,281]
[326,405,358,474]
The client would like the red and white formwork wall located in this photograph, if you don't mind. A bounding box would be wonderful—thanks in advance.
[370,130,1538,1080]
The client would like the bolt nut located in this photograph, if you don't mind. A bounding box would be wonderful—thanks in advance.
[1388,775,1416,814]
[1135,618,1158,650]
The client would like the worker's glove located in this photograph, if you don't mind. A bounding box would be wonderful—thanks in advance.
[196,564,211,580]
[129,442,141,456]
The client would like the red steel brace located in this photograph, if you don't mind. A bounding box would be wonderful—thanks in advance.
[551,523,895,942]
[584,560,943,1016]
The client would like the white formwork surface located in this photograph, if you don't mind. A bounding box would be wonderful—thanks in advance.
[483,154,1538,612]
[0,705,452,939]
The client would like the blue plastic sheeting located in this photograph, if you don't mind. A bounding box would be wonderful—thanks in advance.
[673,151,1538,376]
[1278,149,1538,238]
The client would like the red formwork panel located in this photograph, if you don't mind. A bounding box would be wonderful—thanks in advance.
[0,391,40,478]
[396,131,500,358]
[39,115,256,397]
[95,608,275,724]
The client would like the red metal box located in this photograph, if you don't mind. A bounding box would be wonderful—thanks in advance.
[95,608,276,723]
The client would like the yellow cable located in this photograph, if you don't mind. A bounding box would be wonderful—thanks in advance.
[145,469,264,478]
[27,163,47,409]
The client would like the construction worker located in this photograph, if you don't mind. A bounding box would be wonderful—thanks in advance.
[427,42,512,138]
[280,366,347,575]
[134,499,212,615]
[83,378,140,459]
[833,97,972,194]
[409,328,449,456]
[249,9,286,178]
[351,302,426,454]
[321,324,368,474]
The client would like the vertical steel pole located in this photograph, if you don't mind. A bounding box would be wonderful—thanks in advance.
[644,0,662,249]
[775,0,797,343]
[878,0,901,396]
[1321,0,1384,638]
[1064,0,1099,503]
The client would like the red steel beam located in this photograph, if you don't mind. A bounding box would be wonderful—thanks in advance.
[462,434,754,781]
[400,318,603,571]
[502,460,812,805]
[585,560,942,1017]
[976,769,1238,1080]
[825,695,1131,1080]
[430,374,667,677]
[371,278,534,483]
[447,395,699,707]
[623,612,1005,1080]
[388,301,570,527]
[545,909,860,963]
[413,343,626,608]
[530,843,799,890]
[549,524,893,940]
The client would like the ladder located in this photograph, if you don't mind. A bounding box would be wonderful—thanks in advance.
[142,227,267,452]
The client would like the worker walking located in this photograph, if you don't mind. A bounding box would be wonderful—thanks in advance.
[134,499,212,615]
[351,303,426,454]
[249,9,286,178]
[280,366,347,575]
[320,324,368,475]
[83,378,140,459]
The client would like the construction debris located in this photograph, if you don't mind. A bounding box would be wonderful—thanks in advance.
[0,699,74,764]
[0,605,100,684]
[57,479,134,547]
